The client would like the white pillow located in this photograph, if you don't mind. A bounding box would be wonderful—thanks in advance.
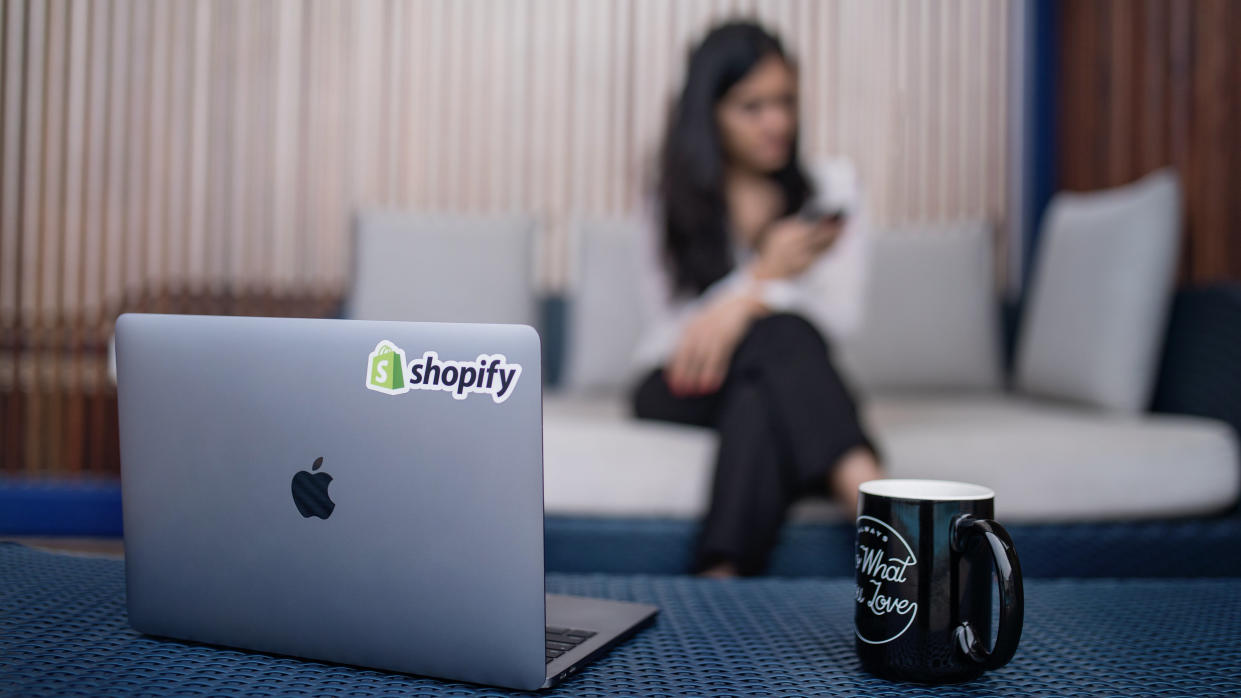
[348,211,537,326]
[562,218,647,393]
[835,221,1002,392]
[1015,169,1181,412]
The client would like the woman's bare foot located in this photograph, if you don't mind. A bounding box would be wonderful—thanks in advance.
[698,561,739,578]
[830,446,883,516]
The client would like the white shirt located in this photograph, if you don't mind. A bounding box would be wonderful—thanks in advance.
[628,157,872,383]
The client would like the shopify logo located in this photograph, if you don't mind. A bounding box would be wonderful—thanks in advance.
[365,340,522,404]
[366,341,409,395]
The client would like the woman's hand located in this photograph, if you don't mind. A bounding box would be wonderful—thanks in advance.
[665,290,767,396]
[751,216,844,280]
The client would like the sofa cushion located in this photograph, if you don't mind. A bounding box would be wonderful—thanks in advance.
[542,393,1239,523]
[348,210,537,326]
[562,218,648,393]
[860,394,1237,520]
[835,221,1002,392]
[1015,169,1181,412]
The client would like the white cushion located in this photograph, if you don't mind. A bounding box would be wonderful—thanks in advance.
[562,218,647,393]
[860,394,1238,521]
[542,393,1239,523]
[835,222,1002,392]
[543,395,716,518]
[1015,169,1181,412]
[347,210,537,326]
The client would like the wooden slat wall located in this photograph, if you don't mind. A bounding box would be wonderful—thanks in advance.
[1058,0,1241,283]
[0,0,1011,476]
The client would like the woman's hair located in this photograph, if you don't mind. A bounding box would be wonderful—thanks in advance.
[657,21,813,297]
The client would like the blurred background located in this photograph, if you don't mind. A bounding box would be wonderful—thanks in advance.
[2,0,1240,576]
[3,0,1015,474]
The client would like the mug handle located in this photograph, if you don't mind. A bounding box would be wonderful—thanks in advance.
[950,515,1024,670]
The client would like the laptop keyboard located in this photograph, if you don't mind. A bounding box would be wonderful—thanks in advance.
[546,626,597,663]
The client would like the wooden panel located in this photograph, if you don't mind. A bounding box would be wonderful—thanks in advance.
[1,0,1011,475]
[1057,0,1241,283]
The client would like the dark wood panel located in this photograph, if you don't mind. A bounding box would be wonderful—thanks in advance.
[1058,0,1241,283]
[0,288,341,477]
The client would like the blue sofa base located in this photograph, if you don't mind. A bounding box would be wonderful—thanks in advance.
[545,515,1241,578]
[0,479,125,537]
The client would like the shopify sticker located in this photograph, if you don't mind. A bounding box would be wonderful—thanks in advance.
[364,340,522,404]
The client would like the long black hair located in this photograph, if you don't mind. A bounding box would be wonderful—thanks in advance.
[657,21,813,298]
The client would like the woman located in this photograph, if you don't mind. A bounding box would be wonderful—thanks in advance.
[629,22,883,578]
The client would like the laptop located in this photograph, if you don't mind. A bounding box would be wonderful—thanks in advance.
[115,313,657,691]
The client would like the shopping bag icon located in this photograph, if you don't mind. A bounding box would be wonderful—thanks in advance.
[365,340,409,395]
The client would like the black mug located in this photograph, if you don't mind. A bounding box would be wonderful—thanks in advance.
[854,479,1023,683]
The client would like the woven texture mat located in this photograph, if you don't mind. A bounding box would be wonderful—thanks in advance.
[2,543,1239,697]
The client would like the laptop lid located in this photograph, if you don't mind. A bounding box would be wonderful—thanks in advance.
[116,314,548,690]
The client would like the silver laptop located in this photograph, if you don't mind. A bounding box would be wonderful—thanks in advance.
[116,313,657,691]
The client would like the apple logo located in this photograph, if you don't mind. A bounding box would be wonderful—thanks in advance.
[291,456,335,519]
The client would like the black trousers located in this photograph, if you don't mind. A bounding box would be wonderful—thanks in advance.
[630,313,877,576]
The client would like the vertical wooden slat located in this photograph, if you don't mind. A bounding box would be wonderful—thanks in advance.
[0,0,25,474]
[166,0,190,290]
[964,0,981,218]
[400,0,420,208]
[122,0,149,301]
[80,0,106,323]
[383,0,401,207]
[442,0,462,210]
[61,0,88,473]
[272,0,301,287]
[185,0,210,292]
[1107,0,1134,186]
[294,0,316,288]
[302,0,323,287]
[570,0,590,220]
[40,0,65,339]
[60,0,84,326]
[207,0,231,293]
[324,0,347,288]
[610,0,632,213]
[244,0,265,295]
[227,0,248,289]
[927,0,944,221]
[1230,1,1241,280]
[986,0,1005,224]
[20,0,46,474]
[485,0,506,211]
[143,0,167,298]
[1189,0,1228,281]
[349,0,379,210]
[915,0,929,221]
[0,0,24,339]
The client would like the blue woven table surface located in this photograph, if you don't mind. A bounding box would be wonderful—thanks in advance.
[2,544,1239,697]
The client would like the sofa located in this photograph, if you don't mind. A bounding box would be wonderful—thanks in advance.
[341,169,1241,577]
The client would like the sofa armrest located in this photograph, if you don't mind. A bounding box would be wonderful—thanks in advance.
[1152,283,1241,439]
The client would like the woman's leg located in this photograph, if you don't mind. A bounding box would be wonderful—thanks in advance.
[829,446,882,517]
[633,368,793,576]
[692,314,881,574]
[693,376,797,575]
[728,313,881,501]
[629,313,881,575]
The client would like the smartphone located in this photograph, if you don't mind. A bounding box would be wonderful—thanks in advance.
[753,205,848,251]
[798,203,848,225]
